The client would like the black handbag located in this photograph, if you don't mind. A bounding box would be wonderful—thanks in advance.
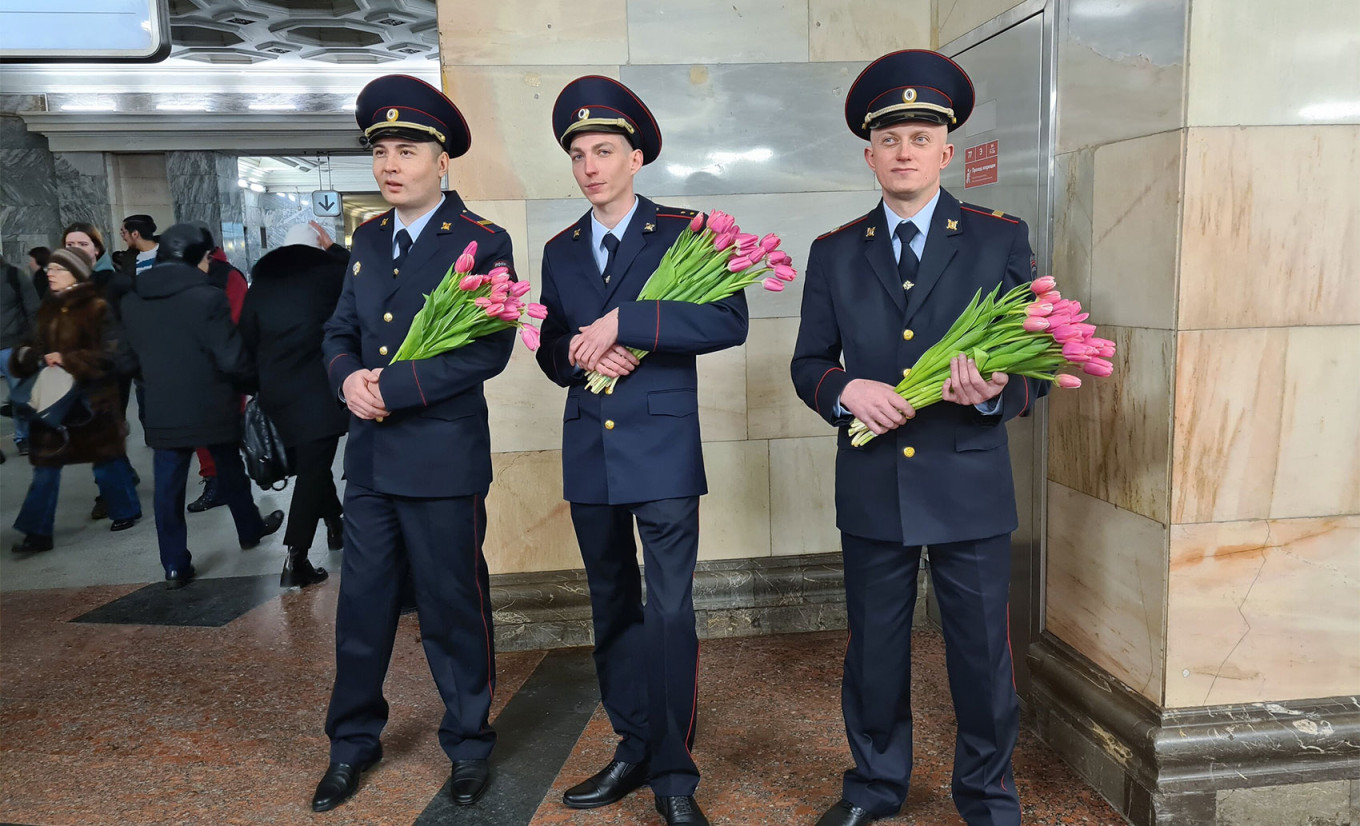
[241,396,292,491]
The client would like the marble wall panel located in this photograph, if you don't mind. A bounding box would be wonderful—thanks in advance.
[524,197,588,288]
[1179,126,1360,329]
[746,317,834,442]
[626,0,809,65]
[769,435,840,556]
[696,344,749,443]
[1051,148,1093,306]
[441,65,621,202]
[1186,0,1360,127]
[1047,326,1172,523]
[623,62,879,198]
[1172,326,1360,524]
[698,439,772,560]
[488,345,570,455]
[1165,516,1360,707]
[0,233,53,270]
[936,0,1027,47]
[485,449,583,574]
[0,112,47,150]
[1046,481,1168,703]
[0,150,58,228]
[1055,0,1187,153]
[1090,130,1182,330]
[436,0,628,66]
[809,0,931,62]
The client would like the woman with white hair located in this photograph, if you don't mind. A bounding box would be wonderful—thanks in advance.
[238,222,350,587]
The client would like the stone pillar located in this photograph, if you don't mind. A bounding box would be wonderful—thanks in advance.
[1032,1,1360,824]
[166,150,247,267]
[0,97,60,264]
[53,152,115,238]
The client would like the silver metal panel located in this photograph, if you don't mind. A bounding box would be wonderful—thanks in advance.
[937,9,1054,697]
[620,62,879,198]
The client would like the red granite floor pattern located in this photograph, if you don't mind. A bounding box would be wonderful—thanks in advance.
[0,582,1125,825]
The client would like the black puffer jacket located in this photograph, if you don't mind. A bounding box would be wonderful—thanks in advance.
[121,261,254,449]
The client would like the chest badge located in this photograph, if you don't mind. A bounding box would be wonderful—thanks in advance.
[946,218,959,231]
[865,226,876,238]
[441,222,452,231]
[352,262,361,276]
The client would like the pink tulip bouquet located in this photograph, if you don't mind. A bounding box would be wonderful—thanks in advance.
[389,241,546,363]
[584,209,797,394]
[847,275,1115,447]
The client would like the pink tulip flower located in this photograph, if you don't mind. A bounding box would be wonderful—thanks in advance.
[1022,317,1050,332]
[760,233,782,253]
[1026,302,1053,317]
[510,281,532,298]
[768,250,791,266]
[1062,341,1093,362]
[1052,324,1084,343]
[526,303,548,320]
[459,274,484,291]
[490,286,510,303]
[1055,374,1083,389]
[708,211,735,235]
[455,253,476,274]
[1030,275,1057,294]
[689,212,704,232]
[474,297,492,308]
[1039,290,1061,302]
[773,264,797,282]
[1070,322,1097,339]
[485,302,505,317]
[1044,312,1073,329]
[1082,358,1114,377]
[498,307,521,321]
[714,232,736,251]
[727,255,753,273]
[1051,299,1077,315]
[736,232,758,249]
[762,277,785,292]
[519,325,541,350]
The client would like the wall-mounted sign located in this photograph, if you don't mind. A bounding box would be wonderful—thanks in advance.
[312,191,343,218]
[964,140,999,189]
[0,0,171,63]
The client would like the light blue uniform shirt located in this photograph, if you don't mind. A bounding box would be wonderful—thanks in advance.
[391,194,445,258]
[589,196,640,274]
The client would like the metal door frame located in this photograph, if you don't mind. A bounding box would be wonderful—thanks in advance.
[941,0,1059,653]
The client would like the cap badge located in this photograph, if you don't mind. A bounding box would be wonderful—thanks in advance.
[903,88,917,103]
[578,108,590,120]
[385,108,399,122]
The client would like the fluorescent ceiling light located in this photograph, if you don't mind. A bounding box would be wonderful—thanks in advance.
[248,103,298,111]
[60,103,116,112]
[156,102,209,111]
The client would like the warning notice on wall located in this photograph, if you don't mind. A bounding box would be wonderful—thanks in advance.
[964,140,999,188]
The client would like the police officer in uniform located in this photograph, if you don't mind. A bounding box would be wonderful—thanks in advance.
[791,51,1048,826]
[534,76,749,826]
[312,75,516,812]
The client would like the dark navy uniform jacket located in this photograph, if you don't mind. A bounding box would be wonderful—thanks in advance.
[323,191,515,499]
[535,196,749,505]
[791,187,1048,546]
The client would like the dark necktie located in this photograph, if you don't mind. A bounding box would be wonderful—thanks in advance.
[393,228,413,276]
[600,233,620,284]
[895,221,920,289]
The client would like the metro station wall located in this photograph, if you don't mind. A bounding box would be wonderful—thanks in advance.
[434,0,934,574]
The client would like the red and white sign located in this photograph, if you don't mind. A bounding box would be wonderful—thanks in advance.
[964,140,999,188]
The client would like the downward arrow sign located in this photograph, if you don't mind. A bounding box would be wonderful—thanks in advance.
[318,195,334,211]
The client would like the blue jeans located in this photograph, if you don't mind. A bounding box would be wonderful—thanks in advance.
[153,444,264,575]
[0,347,30,444]
[13,460,142,538]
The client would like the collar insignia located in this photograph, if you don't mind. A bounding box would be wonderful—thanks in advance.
[381,217,389,227]
[643,222,655,233]
[865,226,876,238]
[946,218,959,231]
[573,228,581,239]
[441,222,452,231]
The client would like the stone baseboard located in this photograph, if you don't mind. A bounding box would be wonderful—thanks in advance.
[1028,634,1360,825]
[490,553,849,652]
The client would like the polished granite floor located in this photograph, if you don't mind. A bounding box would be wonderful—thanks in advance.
[0,420,1126,826]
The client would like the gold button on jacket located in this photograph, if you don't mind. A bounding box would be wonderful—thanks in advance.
[383,312,393,322]
[902,329,914,341]
[378,345,388,356]
[604,420,616,430]
[903,446,916,458]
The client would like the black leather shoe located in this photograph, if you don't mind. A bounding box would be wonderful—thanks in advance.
[11,534,53,554]
[449,759,490,806]
[164,565,197,590]
[91,496,108,520]
[563,759,650,809]
[186,477,222,512]
[815,800,876,826]
[311,752,381,813]
[656,796,709,825]
[325,515,344,551]
[110,517,139,532]
[241,509,285,550]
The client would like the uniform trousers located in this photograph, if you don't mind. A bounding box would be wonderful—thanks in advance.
[840,531,1020,826]
[570,496,701,797]
[324,483,495,766]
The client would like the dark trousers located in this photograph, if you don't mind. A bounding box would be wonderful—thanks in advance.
[325,483,495,765]
[14,460,141,537]
[152,444,265,574]
[840,532,1020,825]
[570,496,701,797]
[282,436,342,550]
